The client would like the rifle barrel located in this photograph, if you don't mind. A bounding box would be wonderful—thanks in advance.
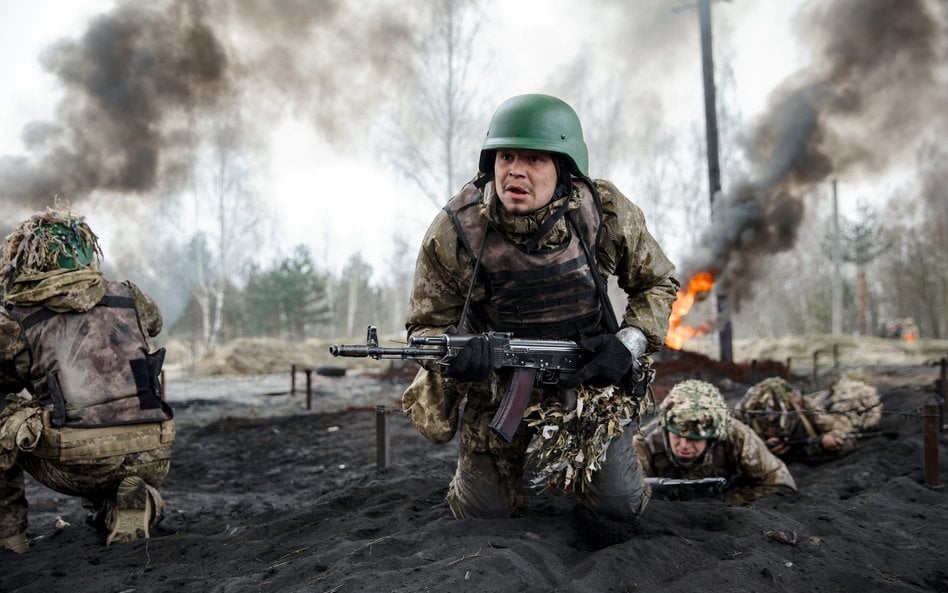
[329,345,443,359]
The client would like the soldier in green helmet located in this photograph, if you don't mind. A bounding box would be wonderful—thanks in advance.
[0,208,174,552]
[632,380,797,505]
[403,94,679,523]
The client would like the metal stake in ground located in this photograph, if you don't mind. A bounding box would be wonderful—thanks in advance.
[376,406,391,470]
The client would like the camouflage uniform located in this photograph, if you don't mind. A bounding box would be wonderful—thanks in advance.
[816,373,882,432]
[632,380,796,505]
[734,377,853,462]
[404,178,678,519]
[0,211,173,548]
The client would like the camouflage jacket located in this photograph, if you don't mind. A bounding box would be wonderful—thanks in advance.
[403,178,677,443]
[735,393,854,461]
[0,268,162,395]
[406,178,679,350]
[632,417,797,505]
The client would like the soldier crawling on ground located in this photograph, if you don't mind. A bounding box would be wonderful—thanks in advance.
[734,376,854,462]
[632,379,797,505]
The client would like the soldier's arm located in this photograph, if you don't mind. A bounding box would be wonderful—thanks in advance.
[594,180,679,354]
[725,421,797,505]
[124,281,163,338]
[804,395,854,453]
[405,211,474,340]
[0,310,30,394]
[631,432,657,477]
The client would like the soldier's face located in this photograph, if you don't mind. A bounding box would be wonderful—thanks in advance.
[668,432,708,460]
[494,149,558,215]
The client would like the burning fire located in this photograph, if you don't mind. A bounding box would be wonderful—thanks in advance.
[665,271,715,350]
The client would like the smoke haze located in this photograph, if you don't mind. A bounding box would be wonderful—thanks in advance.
[684,0,947,306]
[0,0,412,217]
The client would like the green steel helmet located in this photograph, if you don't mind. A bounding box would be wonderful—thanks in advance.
[478,94,589,177]
[659,380,729,441]
[0,208,101,287]
[736,377,800,437]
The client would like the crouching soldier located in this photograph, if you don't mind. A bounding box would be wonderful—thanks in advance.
[0,209,174,552]
[632,380,796,505]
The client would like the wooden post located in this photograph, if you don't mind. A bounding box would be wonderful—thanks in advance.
[941,356,947,432]
[922,403,942,489]
[750,359,758,384]
[785,357,793,381]
[832,344,839,368]
[376,406,391,470]
[811,350,821,389]
[305,369,313,411]
[291,364,297,396]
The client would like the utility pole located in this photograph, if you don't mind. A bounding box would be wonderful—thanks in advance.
[831,180,843,334]
[697,0,733,362]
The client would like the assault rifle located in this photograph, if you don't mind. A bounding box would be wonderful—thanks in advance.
[329,325,653,443]
[645,477,728,501]
[765,430,898,449]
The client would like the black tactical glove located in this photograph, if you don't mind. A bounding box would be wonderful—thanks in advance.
[562,334,633,388]
[443,335,494,382]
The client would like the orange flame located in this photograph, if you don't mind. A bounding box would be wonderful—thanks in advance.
[665,271,714,350]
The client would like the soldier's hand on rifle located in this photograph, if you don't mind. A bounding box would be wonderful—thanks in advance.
[821,432,845,451]
[443,335,494,382]
[766,437,790,456]
[563,332,636,388]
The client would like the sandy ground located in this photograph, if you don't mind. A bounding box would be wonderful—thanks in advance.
[1,339,946,593]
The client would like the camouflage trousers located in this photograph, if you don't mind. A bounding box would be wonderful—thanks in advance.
[0,446,171,539]
[0,397,172,539]
[447,393,648,522]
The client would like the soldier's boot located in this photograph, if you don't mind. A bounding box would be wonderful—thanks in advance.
[0,530,29,554]
[105,476,155,546]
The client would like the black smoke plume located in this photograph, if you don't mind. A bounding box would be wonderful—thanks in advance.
[684,0,947,307]
[0,0,412,218]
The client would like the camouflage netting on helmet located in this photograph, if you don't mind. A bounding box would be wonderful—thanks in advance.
[659,379,729,441]
[828,373,882,431]
[736,377,798,412]
[0,208,102,291]
[733,377,802,429]
[525,386,641,493]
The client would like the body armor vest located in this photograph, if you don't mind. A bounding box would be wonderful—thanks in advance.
[644,425,733,479]
[7,281,172,428]
[446,181,605,340]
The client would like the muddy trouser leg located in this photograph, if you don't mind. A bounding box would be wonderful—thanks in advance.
[0,465,28,539]
[446,405,529,519]
[446,449,516,519]
[576,428,648,522]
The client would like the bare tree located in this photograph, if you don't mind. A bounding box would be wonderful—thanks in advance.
[383,232,416,335]
[187,110,270,354]
[384,0,488,206]
[876,142,948,339]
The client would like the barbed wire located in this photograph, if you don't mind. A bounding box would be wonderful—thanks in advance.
[653,403,940,421]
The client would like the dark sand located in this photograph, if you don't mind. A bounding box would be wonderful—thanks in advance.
[1,360,945,593]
